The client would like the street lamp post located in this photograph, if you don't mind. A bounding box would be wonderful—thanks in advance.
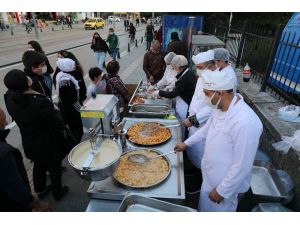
[31,12,39,40]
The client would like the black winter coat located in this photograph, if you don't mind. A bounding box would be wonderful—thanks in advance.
[159,68,196,105]
[4,90,64,162]
[24,70,52,98]
[0,129,33,212]
[91,37,110,54]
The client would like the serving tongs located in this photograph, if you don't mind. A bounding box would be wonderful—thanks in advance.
[139,123,181,136]
[128,150,176,164]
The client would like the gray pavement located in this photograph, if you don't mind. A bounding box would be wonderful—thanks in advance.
[0,21,156,211]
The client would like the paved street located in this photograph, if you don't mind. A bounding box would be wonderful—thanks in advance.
[0,21,152,211]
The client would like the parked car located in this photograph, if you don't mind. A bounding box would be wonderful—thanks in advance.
[84,18,105,30]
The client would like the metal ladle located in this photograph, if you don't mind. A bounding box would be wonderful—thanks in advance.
[139,123,181,136]
[128,151,175,164]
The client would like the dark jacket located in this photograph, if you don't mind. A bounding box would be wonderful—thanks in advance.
[4,90,63,162]
[167,40,187,58]
[53,68,87,104]
[143,50,166,81]
[24,69,52,98]
[91,37,110,54]
[159,68,196,105]
[57,79,83,142]
[0,129,33,212]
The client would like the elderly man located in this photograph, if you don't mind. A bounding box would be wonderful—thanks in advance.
[175,70,263,212]
[143,40,166,84]
[0,107,51,211]
[182,50,217,169]
[213,48,238,93]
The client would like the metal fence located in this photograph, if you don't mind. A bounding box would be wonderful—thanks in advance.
[204,19,300,105]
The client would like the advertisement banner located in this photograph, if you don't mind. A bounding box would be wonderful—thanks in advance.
[162,15,204,53]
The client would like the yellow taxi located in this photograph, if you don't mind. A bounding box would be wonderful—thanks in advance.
[84,18,105,30]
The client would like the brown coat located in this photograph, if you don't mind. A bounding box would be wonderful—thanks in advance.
[143,50,166,82]
[167,40,187,57]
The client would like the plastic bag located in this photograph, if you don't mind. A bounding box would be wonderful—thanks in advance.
[275,170,294,205]
[278,105,300,123]
[272,130,300,154]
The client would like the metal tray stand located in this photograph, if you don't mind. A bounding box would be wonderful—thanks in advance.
[118,194,196,212]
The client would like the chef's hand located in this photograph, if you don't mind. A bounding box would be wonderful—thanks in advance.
[152,90,159,97]
[147,85,154,92]
[174,142,187,152]
[182,118,192,128]
[208,188,224,204]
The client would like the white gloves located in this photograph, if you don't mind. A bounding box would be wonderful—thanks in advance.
[152,90,159,96]
[147,85,154,91]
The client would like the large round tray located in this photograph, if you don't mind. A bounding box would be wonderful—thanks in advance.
[127,122,172,146]
[113,149,171,188]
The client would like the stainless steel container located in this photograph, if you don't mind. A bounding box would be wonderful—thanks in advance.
[251,160,289,202]
[68,137,122,181]
[118,194,196,212]
[129,104,169,118]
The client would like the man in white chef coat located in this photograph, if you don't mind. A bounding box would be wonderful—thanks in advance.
[214,48,238,93]
[182,50,216,169]
[174,70,263,212]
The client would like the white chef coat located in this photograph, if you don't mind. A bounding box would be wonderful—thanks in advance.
[186,76,212,168]
[156,65,177,91]
[220,64,238,93]
[185,94,263,211]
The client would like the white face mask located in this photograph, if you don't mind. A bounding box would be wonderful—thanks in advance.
[42,66,47,74]
[204,92,222,109]
[196,69,204,76]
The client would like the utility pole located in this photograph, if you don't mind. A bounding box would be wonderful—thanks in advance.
[31,12,39,40]
[152,12,154,19]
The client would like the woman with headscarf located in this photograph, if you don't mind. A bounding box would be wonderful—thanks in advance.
[149,52,177,92]
[152,55,196,123]
[53,50,87,104]
[4,69,69,201]
[56,58,83,143]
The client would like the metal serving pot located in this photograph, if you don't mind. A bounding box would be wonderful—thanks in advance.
[68,137,122,181]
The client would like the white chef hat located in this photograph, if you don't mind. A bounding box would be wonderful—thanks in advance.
[213,48,230,61]
[164,52,177,65]
[56,58,76,72]
[171,55,188,68]
[201,70,234,91]
[192,50,214,65]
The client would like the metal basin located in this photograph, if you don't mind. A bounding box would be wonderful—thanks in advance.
[129,104,169,118]
[68,137,122,181]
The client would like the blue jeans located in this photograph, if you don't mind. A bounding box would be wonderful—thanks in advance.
[95,52,106,71]
[110,48,118,61]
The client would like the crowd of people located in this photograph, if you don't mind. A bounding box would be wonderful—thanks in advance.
[0,28,131,210]
[1,24,263,213]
